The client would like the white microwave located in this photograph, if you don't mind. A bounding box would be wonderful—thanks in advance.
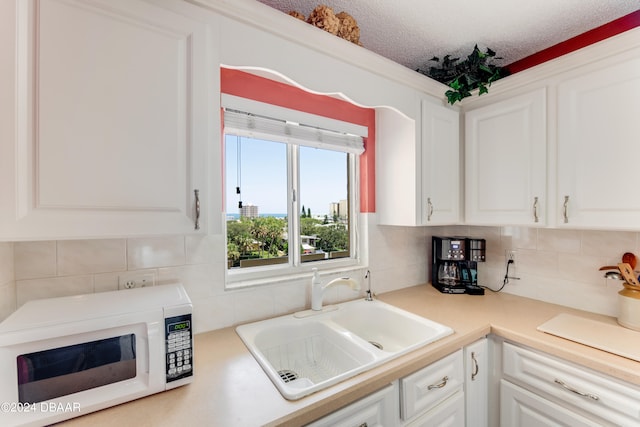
[0,284,193,426]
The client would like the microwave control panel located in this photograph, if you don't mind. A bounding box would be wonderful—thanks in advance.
[165,313,193,383]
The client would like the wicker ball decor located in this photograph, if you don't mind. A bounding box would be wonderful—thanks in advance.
[307,5,340,35]
[288,5,362,46]
[336,11,361,45]
[287,11,305,21]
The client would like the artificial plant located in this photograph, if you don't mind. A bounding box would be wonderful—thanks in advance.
[418,45,508,105]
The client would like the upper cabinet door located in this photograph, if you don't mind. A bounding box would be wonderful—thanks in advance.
[464,89,547,226]
[0,0,214,240]
[421,100,460,225]
[556,57,640,229]
[376,97,459,227]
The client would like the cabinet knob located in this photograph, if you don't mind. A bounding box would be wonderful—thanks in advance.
[194,189,201,230]
[471,351,479,381]
[554,378,599,401]
[427,197,434,221]
[563,195,569,224]
[427,376,449,390]
[533,197,539,223]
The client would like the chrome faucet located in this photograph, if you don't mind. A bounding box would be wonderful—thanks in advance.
[364,270,373,301]
[311,268,360,311]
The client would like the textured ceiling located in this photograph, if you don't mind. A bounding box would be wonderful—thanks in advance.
[254,0,640,71]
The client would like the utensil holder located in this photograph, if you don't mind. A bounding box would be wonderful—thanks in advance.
[618,287,640,331]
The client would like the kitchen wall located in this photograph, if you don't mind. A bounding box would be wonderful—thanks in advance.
[0,242,14,322]
[440,225,629,317]
[0,219,632,332]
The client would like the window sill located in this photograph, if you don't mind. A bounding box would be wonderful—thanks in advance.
[225,262,368,291]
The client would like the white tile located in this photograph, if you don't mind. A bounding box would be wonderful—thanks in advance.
[0,242,14,284]
[14,241,56,280]
[538,229,581,254]
[127,236,186,269]
[93,272,121,293]
[581,230,636,258]
[158,264,217,300]
[58,239,126,275]
[556,252,607,285]
[272,281,307,315]
[232,288,275,324]
[0,282,16,321]
[517,249,559,276]
[192,294,235,333]
[16,276,93,306]
[186,234,224,265]
[502,227,537,251]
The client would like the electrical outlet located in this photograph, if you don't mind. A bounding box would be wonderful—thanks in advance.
[118,272,156,290]
[504,250,518,281]
[505,249,516,264]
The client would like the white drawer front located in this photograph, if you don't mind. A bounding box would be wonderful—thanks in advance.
[406,390,465,427]
[400,350,464,421]
[503,342,640,425]
[307,383,397,427]
[500,380,602,427]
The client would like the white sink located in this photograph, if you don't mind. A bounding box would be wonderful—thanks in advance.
[329,299,452,353]
[236,299,453,400]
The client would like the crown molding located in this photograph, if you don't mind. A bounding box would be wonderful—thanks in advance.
[188,0,449,100]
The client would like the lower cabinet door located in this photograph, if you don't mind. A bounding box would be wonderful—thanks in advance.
[464,338,488,427]
[500,380,602,427]
[405,389,465,427]
[307,383,398,427]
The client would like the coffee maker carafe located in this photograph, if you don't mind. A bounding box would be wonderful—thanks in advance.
[432,236,486,295]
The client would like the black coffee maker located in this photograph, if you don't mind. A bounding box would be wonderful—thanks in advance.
[432,236,486,295]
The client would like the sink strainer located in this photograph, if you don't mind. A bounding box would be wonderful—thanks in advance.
[369,341,383,350]
[277,369,299,383]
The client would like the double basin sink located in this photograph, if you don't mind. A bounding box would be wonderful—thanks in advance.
[236,299,453,400]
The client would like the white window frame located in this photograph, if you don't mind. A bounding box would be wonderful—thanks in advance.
[223,97,365,288]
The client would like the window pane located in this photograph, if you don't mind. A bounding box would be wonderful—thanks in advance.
[225,135,288,269]
[299,146,350,262]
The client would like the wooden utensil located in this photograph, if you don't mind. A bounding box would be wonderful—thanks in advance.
[623,281,640,292]
[599,265,619,271]
[622,252,637,270]
[617,263,640,287]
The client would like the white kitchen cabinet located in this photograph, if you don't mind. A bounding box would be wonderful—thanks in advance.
[464,88,546,226]
[405,390,465,427]
[421,100,461,225]
[307,382,398,427]
[400,349,464,426]
[501,380,602,427]
[377,98,459,226]
[464,338,488,427]
[556,56,640,229]
[0,0,216,240]
[501,341,640,426]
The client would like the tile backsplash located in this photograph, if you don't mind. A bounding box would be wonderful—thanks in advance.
[0,218,635,333]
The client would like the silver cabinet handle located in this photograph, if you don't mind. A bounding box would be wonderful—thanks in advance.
[427,197,433,222]
[554,378,599,401]
[471,352,479,381]
[563,195,569,224]
[427,376,449,390]
[194,189,201,230]
[533,196,539,223]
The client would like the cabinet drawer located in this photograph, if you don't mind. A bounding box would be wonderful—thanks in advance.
[400,350,463,421]
[307,383,397,427]
[501,380,602,427]
[406,389,465,427]
[503,342,640,425]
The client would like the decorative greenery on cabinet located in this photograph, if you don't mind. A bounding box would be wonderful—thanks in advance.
[418,45,508,104]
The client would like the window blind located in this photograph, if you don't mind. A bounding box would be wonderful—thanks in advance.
[223,109,365,155]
